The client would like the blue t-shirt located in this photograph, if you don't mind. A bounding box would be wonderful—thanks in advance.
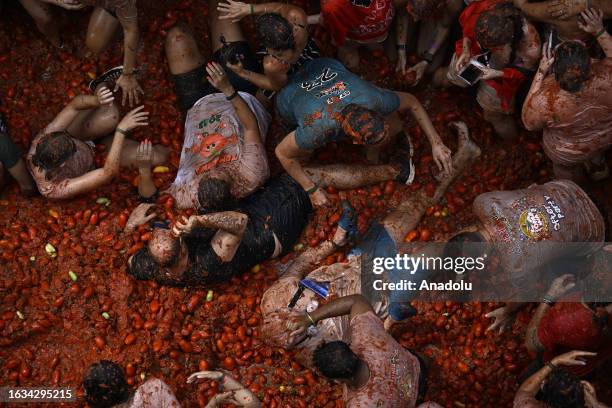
[276,58,400,151]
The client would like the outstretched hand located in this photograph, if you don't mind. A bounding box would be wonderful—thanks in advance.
[117,106,149,133]
[52,0,87,10]
[538,43,555,74]
[206,62,234,95]
[485,306,517,334]
[125,203,157,233]
[578,8,605,35]
[551,350,597,367]
[114,74,144,107]
[432,142,452,176]
[547,0,586,20]
[95,86,114,106]
[217,0,251,23]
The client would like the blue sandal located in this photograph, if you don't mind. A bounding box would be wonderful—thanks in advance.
[337,200,359,244]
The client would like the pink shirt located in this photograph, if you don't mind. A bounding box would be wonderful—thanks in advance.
[346,312,421,408]
[117,379,180,408]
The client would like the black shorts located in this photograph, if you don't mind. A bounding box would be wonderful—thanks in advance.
[172,41,262,112]
[0,132,22,169]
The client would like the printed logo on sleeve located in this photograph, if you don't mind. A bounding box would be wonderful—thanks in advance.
[543,195,565,231]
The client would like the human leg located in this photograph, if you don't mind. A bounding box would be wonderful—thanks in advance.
[18,0,61,47]
[304,163,399,190]
[67,84,120,141]
[85,7,120,54]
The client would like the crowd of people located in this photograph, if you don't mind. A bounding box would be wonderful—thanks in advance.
[1,0,611,406]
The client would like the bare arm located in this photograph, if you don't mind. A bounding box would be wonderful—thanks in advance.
[218,1,303,21]
[309,294,373,323]
[193,211,248,235]
[229,58,289,92]
[522,71,549,131]
[45,95,100,133]
[578,8,612,57]
[121,19,139,77]
[135,140,156,199]
[207,62,262,144]
[525,303,549,353]
[275,131,313,191]
[514,0,558,24]
[517,363,554,397]
[394,0,412,73]
[396,92,442,147]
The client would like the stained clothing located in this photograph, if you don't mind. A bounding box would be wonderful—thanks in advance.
[147,175,311,287]
[26,133,96,199]
[345,312,421,408]
[167,92,270,209]
[276,58,399,150]
[81,0,137,22]
[473,180,604,278]
[450,0,539,113]
[535,59,612,167]
[537,292,612,376]
[320,0,395,46]
[513,391,547,408]
[116,379,180,408]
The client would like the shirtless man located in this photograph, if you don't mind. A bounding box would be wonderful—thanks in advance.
[286,294,443,408]
[513,0,612,43]
[217,1,320,100]
[445,2,541,139]
[260,122,481,365]
[26,87,167,199]
[395,0,464,84]
[275,57,453,207]
[0,113,36,196]
[522,10,612,183]
[30,0,143,106]
[83,360,180,408]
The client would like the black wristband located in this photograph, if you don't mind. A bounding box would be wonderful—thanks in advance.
[116,128,129,136]
[543,296,556,306]
[225,91,238,101]
[423,52,434,63]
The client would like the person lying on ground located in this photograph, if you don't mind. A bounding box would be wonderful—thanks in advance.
[513,350,609,408]
[83,360,180,408]
[286,294,443,408]
[443,2,541,140]
[163,60,269,209]
[127,173,312,287]
[275,57,453,207]
[217,1,320,100]
[310,0,395,69]
[0,113,36,196]
[524,272,612,378]
[522,13,612,183]
[187,370,260,408]
[260,122,481,365]
[513,0,612,43]
[39,0,143,106]
[26,87,166,199]
[394,0,464,84]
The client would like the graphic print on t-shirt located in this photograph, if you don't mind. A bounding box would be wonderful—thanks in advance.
[517,195,565,240]
[187,113,240,175]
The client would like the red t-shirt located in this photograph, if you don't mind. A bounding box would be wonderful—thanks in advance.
[320,0,395,46]
[537,293,611,375]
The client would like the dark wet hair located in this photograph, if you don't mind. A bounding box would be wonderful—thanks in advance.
[197,178,234,214]
[83,361,129,408]
[553,42,590,93]
[340,104,387,145]
[256,13,295,51]
[313,341,360,379]
[128,248,160,281]
[443,231,485,260]
[541,367,584,408]
[31,131,76,180]
[406,0,445,20]
[475,8,516,49]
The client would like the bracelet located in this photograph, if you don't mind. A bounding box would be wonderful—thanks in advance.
[547,361,557,370]
[396,44,407,50]
[543,296,556,306]
[422,51,434,64]
[225,91,238,101]
[305,311,316,326]
[306,184,319,194]
[116,128,129,136]
[249,4,254,14]
[596,28,607,38]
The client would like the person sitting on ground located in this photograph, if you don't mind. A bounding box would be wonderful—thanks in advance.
[444,2,541,139]
[127,173,312,287]
[286,294,443,408]
[187,370,260,408]
[35,0,143,106]
[513,350,609,408]
[0,113,36,196]
[275,57,453,207]
[513,0,612,44]
[522,10,612,183]
[217,1,320,100]
[26,87,167,199]
[83,360,180,408]
[524,271,612,377]
[309,0,395,69]
[394,0,464,85]
[260,122,481,364]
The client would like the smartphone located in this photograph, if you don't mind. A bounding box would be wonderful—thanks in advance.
[458,59,486,86]
[547,31,553,54]
[288,279,330,309]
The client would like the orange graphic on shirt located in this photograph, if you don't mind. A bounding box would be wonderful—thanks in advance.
[189,132,239,174]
